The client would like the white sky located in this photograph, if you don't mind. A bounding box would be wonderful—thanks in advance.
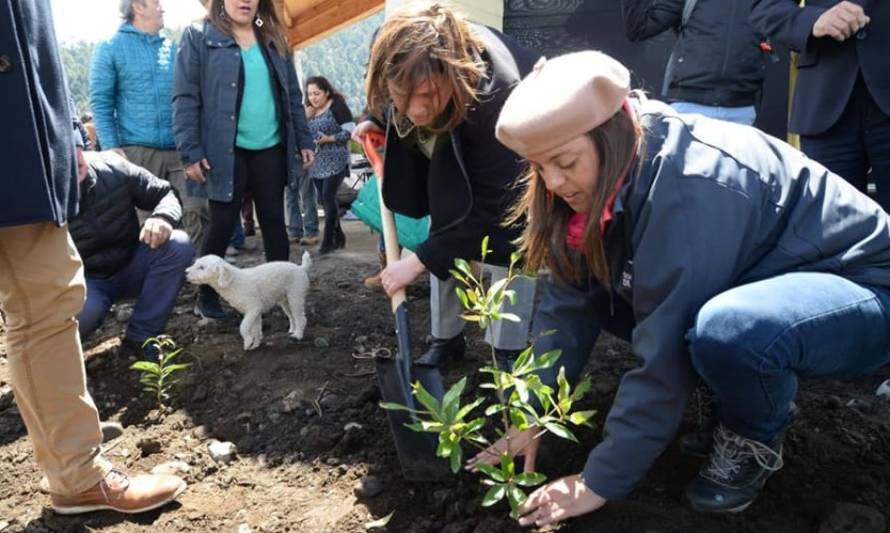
[50,0,208,44]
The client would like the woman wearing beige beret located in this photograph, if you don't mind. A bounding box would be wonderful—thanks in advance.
[467,50,890,524]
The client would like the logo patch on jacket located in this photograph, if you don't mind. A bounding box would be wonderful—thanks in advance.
[620,260,633,292]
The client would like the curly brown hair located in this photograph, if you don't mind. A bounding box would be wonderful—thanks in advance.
[365,3,487,132]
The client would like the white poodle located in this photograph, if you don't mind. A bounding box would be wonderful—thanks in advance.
[185,252,312,351]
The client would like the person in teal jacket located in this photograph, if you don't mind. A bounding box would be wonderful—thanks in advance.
[90,0,208,245]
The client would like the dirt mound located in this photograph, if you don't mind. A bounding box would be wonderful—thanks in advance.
[1,220,889,532]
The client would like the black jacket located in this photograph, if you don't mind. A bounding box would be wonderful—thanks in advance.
[70,152,182,278]
[751,0,889,136]
[379,25,541,279]
[622,0,768,107]
[1,0,78,227]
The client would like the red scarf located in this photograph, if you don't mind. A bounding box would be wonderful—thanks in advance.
[565,98,634,251]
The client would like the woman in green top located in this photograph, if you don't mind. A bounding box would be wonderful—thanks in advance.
[173,0,315,319]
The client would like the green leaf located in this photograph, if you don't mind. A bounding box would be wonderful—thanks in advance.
[412,381,442,418]
[557,368,570,408]
[484,403,506,416]
[499,313,520,323]
[476,462,506,482]
[364,510,395,530]
[459,313,483,322]
[481,484,506,507]
[544,422,578,443]
[536,349,562,370]
[511,347,533,375]
[506,484,528,510]
[540,329,557,337]
[455,397,485,422]
[500,452,515,478]
[441,377,467,421]
[568,410,597,427]
[449,445,463,473]
[514,379,529,403]
[509,408,529,430]
[514,471,547,487]
[571,375,593,401]
[131,361,160,372]
[437,436,454,458]
[379,402,416,413]
[454,287,469,309]
[481,235,491,259]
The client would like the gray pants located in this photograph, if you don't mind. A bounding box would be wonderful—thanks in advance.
[430,265,536,351]
[122,145,210,247]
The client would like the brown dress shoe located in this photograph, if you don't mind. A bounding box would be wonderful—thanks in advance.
[51,468,186,515]
[300,235,320,246]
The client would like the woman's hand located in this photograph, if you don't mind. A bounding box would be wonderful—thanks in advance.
[301,149,315,169]
[466,425,543,473]
[185,159,210,184]
[351,120,384,143]
[515,474,607,527]
[379,254,425,297]
[315,133,336,145]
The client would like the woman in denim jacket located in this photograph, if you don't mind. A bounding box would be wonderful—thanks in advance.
[173,0,315,319]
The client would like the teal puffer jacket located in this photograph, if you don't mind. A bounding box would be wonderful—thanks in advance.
[89,24,177,150]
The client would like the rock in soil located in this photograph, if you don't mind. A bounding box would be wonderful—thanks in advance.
[876,379,890,398]
[354,475,384,499]
[208,440,237,464]
[100,421,124,443]
[818,502,886,533]
[313,337,330,348]
[136,438,162,457]
[151,460,192,476]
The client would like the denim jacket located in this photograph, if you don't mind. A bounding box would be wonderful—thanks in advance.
[172,22,313,202]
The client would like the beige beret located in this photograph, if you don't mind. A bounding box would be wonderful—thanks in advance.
[496,51,630,158]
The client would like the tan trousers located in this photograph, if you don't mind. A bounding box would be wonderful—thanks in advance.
[0,222,111,495]
[123,145,210,247]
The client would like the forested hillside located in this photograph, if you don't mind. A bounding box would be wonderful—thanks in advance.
[59,13,383,121]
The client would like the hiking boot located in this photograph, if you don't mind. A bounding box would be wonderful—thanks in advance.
[194,291,237,322]
[684,424,784,513]
[51,468,186,515]
[681,400,797,458]
[415,335,465,366]
[300,235,320,246]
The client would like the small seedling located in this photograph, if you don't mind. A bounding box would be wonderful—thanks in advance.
[130,336,191,409]
[382,237,595,518]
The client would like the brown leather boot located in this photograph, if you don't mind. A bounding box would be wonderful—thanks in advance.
[364,251,387,288]
[51,468,186,515]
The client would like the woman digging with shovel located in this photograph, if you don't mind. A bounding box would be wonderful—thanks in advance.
[352,4,542,368]
[467,51,890,525]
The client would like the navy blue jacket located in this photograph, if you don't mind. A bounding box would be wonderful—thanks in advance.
[0,0,78,228]
[532,99,890,500]
[751,0,889,135]
[172,22,314,202]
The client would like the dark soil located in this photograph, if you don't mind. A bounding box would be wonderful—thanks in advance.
[2,220,889,532]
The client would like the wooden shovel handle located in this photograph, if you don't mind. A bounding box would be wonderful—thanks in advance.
[361,131,406,311]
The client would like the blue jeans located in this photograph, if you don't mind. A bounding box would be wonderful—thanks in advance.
[689,272,890,443]
[671,102,756,126]
[286,174,319,237]
[77,230,194,344]
[800,74,890,211]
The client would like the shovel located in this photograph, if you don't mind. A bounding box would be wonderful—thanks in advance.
[361,131,451,481]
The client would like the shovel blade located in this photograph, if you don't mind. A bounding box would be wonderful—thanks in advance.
[375,304,451,481]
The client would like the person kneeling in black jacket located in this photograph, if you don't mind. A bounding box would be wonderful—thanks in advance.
[71,151,194,357]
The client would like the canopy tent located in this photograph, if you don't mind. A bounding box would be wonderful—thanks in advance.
[280,0,384,48]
